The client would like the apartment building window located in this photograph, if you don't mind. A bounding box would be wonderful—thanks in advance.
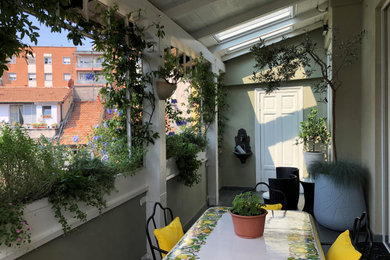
[23,104,36,124]
[10,105,23,124]
[8,73,17,81]
[63,73,71,81]
[44,57,52,64]
[42,106,52,118]
[10,104,36,124]
[44,73,52,81]
[28,73,36,81]
[7,56,16,64]
[27,55,36,65]
[63,57,71,64]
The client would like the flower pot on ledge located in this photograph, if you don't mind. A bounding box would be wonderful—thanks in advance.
[156,79,177,100]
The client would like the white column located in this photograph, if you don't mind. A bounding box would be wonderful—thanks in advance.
[143,42,168,260]
[206,62,219,206]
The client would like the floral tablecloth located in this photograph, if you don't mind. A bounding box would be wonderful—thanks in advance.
[163,207,325,260]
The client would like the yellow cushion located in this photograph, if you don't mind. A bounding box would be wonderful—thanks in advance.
[326,230,361,260]
[262,203,283,210]
[153,217,184,257]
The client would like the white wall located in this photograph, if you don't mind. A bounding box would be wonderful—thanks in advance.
[0,104,9,123]
[35,103,58,126]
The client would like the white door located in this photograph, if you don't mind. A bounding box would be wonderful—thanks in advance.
[255,87,304,184]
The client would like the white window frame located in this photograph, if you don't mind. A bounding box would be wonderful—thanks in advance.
[44,73,52,81]
[63,57,71,64]
[27,55,36,65]
[63,73,71,81]
[42,106,52,118]
[28,73,36,81]
[44,57,52,65]
[8,73,17,81]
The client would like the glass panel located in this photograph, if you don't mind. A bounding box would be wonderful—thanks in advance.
[215,7,292,41]
[63,73,71,81]
[44,73,52,81]
[44,57,52,64]
[8,73,17,81]
[42,106,51,117]
[28,73,36,81]
[63,57,71,64]
[10,105,23,124]
[23,104,36,124]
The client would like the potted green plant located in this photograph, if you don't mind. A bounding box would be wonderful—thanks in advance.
[230,192,267,238]
[309,161,368,231]
[298,108,330,168]
[155,50,184,100]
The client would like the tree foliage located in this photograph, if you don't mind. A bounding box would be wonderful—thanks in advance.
[250,32,364,161]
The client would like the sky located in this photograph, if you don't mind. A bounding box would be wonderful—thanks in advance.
[22,15,93,50]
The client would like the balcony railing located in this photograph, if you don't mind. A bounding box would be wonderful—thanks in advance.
[76,79,107,85]
[76,62,103,68]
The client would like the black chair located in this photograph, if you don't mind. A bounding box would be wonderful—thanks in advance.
[321,212,390,260]
[268,175,299,210]
[276,167,300,210]
[251,182,287,210]
[146,202,177,260]
[276,167,299,180]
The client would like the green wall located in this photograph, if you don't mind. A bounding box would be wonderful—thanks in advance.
[220,29,327,188]
[19,194,147,260]
[359,0,383,235]
[167,162,207,230]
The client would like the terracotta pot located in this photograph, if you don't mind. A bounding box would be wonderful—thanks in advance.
[156,79,177,100]
[230,210,268,238]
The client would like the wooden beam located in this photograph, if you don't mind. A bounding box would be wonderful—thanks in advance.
[191,0,306,39]
[163,0,218,20]
[96,0,225,72]
[221,21,323,61]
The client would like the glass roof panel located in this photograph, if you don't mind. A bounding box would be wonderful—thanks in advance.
[227,26,292,52]
[214,7,292,42]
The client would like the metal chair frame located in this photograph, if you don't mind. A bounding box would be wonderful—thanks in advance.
[251,182,287,210]
[351,212,373,259]
[146,202,175,260]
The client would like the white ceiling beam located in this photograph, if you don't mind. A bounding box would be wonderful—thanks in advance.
[191,0,307,39]
[163,0,218,20]
[221,21,323,61]
[210,8,325,53]
[96,0,225,72]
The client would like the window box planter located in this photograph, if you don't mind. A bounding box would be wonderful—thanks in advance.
[0,170,148,260]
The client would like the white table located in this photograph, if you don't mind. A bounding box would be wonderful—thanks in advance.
[164,207,325,260]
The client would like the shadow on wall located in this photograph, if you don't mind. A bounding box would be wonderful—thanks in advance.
[220,85,326,187]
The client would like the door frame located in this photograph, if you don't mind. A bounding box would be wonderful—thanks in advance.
[254,87,304,184]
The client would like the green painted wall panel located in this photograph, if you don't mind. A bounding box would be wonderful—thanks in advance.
[19,194,147,260]
[167,163,207,230]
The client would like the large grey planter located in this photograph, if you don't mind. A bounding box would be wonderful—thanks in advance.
[313,174,366,231]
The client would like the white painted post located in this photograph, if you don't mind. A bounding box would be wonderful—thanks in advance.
[206,62,219,206]
[143,40,168,260]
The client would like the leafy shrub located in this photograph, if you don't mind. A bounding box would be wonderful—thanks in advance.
[230,192,265,216]
[49,149,116,233]
[166,130,207,187]
[298,108,330,152]
[0,125,64,246]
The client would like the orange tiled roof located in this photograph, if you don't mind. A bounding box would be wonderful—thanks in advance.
[0,87,72,103]
[60,101,103,145]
